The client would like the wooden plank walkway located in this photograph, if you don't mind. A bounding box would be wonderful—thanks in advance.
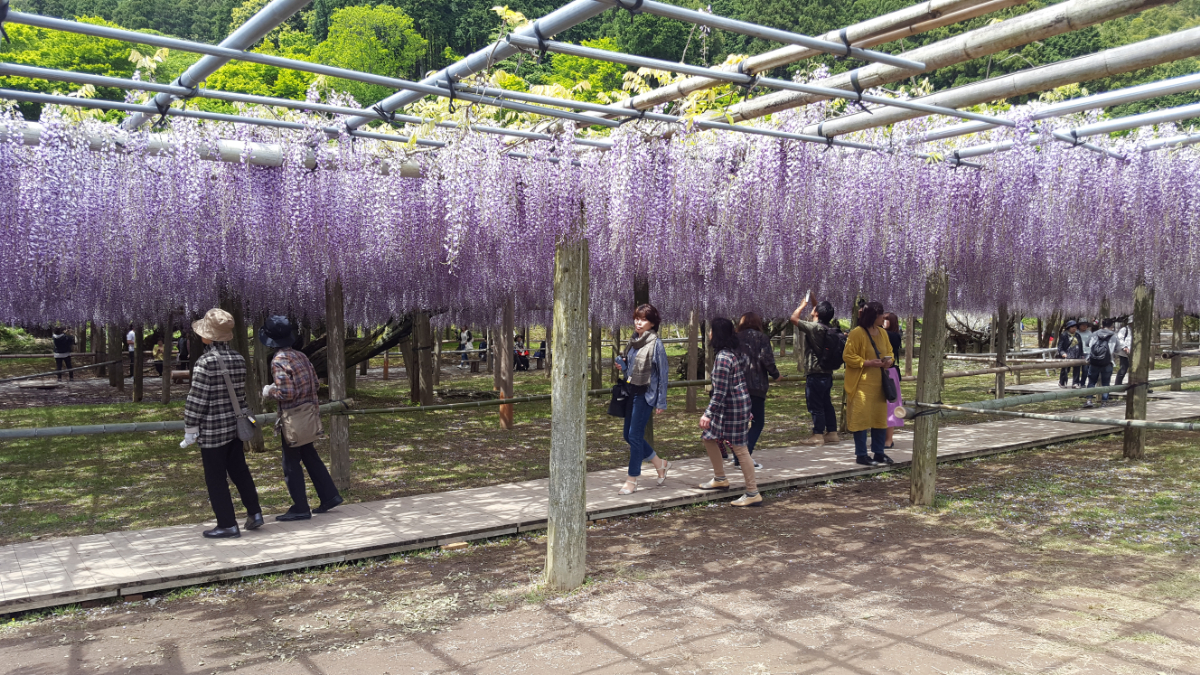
[1006,364,1200,394]
[4,390,1200,614]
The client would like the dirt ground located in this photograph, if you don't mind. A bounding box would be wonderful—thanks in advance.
[4,441,1199,675]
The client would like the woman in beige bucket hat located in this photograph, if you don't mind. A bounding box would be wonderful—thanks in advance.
[182,308,264,538]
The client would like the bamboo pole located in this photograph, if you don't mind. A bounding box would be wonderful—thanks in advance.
[994,304,1008,399]
[418,312,435,406]
[686,308,699,413]
[1171,305,1184,392]
[160,314,173,404]
[723,0,1179,125]
[131,325,144,402]
[499,297,515,430]
[909,401,1200,431]
[545,238,589,592]
[0,360,122,384]
[1124,280,1154,459]
[326,277,352,491]
[912,271,948,506]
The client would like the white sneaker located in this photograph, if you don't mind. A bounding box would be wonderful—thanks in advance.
[753,460,763,470]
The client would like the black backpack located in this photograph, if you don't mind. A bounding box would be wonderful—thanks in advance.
[1089,333,1113,365]
[816,325,846,371]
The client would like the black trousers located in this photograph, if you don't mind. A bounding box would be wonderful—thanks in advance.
[1115,355,1130,385]
[128,350,136,376]
[201,440,261,528]
[1060,365,1082,386]
[282,438,340,513]
[55,356,73,381]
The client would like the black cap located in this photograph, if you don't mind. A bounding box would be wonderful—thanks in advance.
[258,315,296,349]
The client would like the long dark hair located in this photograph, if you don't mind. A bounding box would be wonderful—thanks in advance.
[858,301,884,329]
[737,312,763,332]
[883,312,901,334]
[710,317,739,353]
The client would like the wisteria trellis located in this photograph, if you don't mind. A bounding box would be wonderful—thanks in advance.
[1,102,1197,330]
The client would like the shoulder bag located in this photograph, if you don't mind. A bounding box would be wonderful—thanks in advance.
[278,402,323,447]
[215,355,258,442]
[865,329,898,403]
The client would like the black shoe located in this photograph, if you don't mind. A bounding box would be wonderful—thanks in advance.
[244,513,264,530]
[874,453,895,465]
[856,455,875,466]
[203,526,240,539]
[275,511,312,522]
[313,495,344,514]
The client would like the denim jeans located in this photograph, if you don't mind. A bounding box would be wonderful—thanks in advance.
[1115,355,1130,385]
[1086,361,1114,402]
[806,374,837,434]
[853,428,887,457]
[745,395,766,454]
[623,393,657,477]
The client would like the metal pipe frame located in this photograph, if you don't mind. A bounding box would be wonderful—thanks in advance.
[5,10,618,130]
[123,0,310,131]
[593,0,925,71]
[505,34,1015,128]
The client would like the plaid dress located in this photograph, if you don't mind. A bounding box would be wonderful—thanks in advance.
[183,343,248,449]
[702,349,752,446]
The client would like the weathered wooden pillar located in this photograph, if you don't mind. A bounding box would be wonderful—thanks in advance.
[225,299,266,453]
[253,316,272,420]
[1123,280,1154,460]
[1014,315,1024,385]
[686,308,699,412]
[611,326,622,384]
[432,330,442,386]
[545,238,589,591]
[590,319,602,390]
[904,315,915,377]
[94,322,107,378]
[1170,304,1184,392]
[994,303,1008,399]
[132,325,144,402]
[107,325,123,390]
[358,329,369,376]
[911,271,948,506]
[382,349,390,380]
[499,298,515,429]
[160,314,173,404]
[326,278,352,491]
[417,312,435,406]
[490,327,499,380]
[545,321,553,379]
[406,328,419,404]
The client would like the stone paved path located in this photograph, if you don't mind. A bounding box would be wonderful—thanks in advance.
[3,389,1200,614]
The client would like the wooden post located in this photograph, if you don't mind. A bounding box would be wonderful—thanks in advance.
[1123,280,1154,460]
[545,322,553,379]
[686,308,699,412]
[358,328,369,376]
[545,238,589,591]
[911,271,948,506]
[326,278,352,491]
[499,297,515,429]
[490,327,499,381]
[253,315,272,421]
[132,325,144,402]
[611,326,622,384]
[382,349,389,380]
[1014,316,1024,385]
[1171,304,1184,392]
[994,303,1008,399]
[94,322,107,378]
[904,315,915,377]
[417,312,435,406]
[432,332,441,387]
[590,319,602,390]
[406,328,419,404]
[225,299,266,453]
[160,314,173,404]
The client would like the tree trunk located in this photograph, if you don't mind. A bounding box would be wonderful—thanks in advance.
[1171,304,1184,392]
[911,271,948,506]
[109,325,124,391]
[590,319,602,390]
[1014,315,1023,385]
[904,315,915,377]
[432,331,441,387]
[417,312,434,406]
[545,321,553,379]
[1123,280,1154,460]
[407,328,419,404]
[994,303,1008,399]
[132,325,144,402]
[326,278,351,491]
[686,308,699,412]
[223,298,265,453]
[611,326,622,384]
[161,313,173,404]
[545,238,589,592]
[95,322,107,378]
[499,298,515,430]
[359,329,369,376]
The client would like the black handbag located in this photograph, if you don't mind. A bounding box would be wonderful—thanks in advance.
[865,329,898,403]
[607,382,630,417]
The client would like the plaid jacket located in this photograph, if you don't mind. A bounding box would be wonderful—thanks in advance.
[269,348,320,411]
[183,343,248,449]
[703,349,752,446]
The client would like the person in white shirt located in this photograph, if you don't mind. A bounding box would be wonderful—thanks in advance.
[126,325,137,377]
[457,328,472,367]
[1114,321,1133,385]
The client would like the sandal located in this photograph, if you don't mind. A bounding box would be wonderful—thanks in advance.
[618,478,638,495]
[656,460,671,486]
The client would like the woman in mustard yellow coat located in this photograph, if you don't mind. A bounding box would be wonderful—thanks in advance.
[842,301,895,466]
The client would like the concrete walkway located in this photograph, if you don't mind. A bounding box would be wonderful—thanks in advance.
[3,390,1200,614]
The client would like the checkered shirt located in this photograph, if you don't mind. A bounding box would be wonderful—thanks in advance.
[183,343,248,449]
[269,348,320,411]
[702,349,753,446]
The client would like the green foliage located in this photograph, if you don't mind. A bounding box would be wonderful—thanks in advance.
[547,38,627,103]
[12,0,246,43]
[0,326,48,354]
[311,5,428,107]
[202,28,316,107]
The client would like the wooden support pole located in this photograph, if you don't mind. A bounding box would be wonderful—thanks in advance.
[406,328,419,404]
[132,325,144,402]
[225,299,266,453]
[160,314,173,404]
[611,326,622,384]
[432,330,441,387]
[1123,280,1154,460]
[1171,304,1184,392]
[499,297,515,430]
[382,349,389,380]
[545,238,589,592]
[326,277,352,491]
[359,328,369,376]
[1014,316,1023,385]
[545,321,553,379]
[252,314,272,421]
[911,271,948,506]
[590,319,602,390]
[94,321,107,378]
[686,308,699,412]
[417,312,435,406]
[904,315,915,377]
[108,325,123,390]
[994,303,1008,399]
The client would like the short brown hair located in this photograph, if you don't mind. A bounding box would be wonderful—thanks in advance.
[737,312,763,332]
[633,304,661,330]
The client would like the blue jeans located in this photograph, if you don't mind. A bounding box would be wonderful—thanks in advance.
[1086,361,1113,402]
[853,428,887,457]
[623,394,657,477]
[806,374,837,434]
[745,395,766,454]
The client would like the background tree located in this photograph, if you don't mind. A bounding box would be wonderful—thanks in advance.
[311,5,428,107]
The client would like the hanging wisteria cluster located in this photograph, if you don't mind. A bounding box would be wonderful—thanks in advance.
[1,100,1197,331]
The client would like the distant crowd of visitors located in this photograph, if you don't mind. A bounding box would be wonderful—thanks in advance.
[1055,317,1133,408]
